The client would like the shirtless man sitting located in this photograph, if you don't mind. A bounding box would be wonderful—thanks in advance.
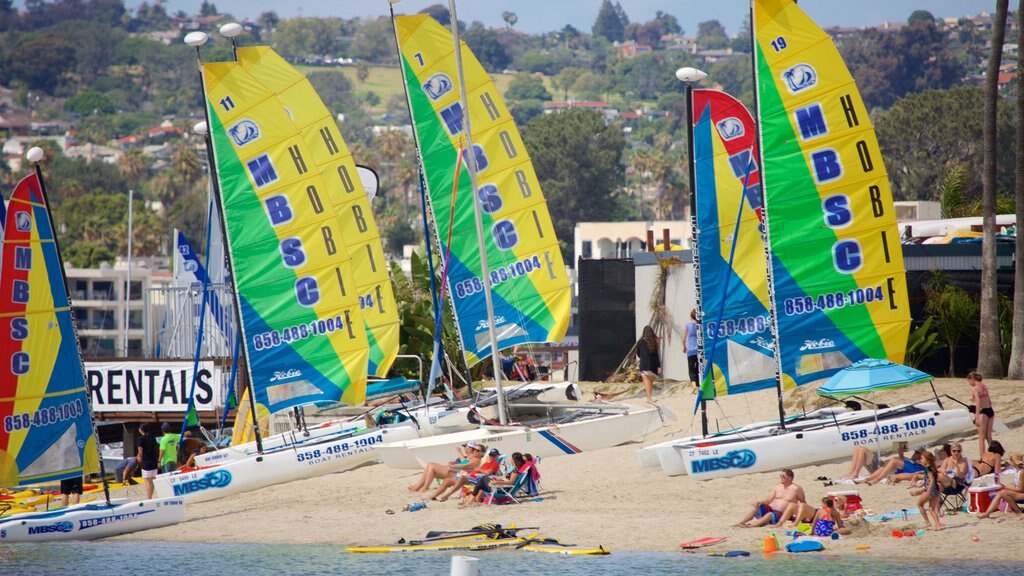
[734,469,807,527]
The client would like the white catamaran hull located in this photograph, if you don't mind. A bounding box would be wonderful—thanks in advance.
[379,408,663,470]
[0,498,185,542]
[154,423,419,503]
[677,406,974,480]
[196,419,366,467]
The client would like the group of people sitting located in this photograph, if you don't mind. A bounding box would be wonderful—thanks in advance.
[733,469,852,537]
[406,441,540,507]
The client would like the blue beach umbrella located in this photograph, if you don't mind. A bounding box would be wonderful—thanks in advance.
[818,359,933,399]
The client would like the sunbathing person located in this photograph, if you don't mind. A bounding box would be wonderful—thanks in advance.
[972,441,1005,478]
[978,452,1024,518]
[407,441,483,493]
[428,448,501,501]
[857,445,927,485]
[460,452,528,508]
[841,446,883,481]
[734,469,807,527]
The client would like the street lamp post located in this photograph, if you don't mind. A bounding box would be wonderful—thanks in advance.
[675,66,708,436]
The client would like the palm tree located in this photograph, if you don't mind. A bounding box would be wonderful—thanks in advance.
[118,149,148,183]
[1010,0,1024,378]
[978,0,1008,377]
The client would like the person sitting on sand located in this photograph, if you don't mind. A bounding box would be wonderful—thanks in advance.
[734,469,807,527]
[940,442,971,490]
[978,452,1024,519]
[973,441,1005,479]
[813,496,852,537]
[428,448,501,502]
[857,445,927,486]
[460,452,528,508]
[840,445,884,481]
[407,441,483,493]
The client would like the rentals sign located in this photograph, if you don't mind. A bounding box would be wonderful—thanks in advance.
[86,360,224,412]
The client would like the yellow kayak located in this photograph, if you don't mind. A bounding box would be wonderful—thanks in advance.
[347,535,532,553]
[520,543,610,555]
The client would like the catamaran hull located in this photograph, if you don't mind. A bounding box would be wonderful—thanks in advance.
[0,498,184,542]
[195,419,365,467]
[153,424,419,503]
[380,408,663,470]
[677,408,973,480]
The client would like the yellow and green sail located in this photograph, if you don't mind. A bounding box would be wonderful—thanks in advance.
[394,15,571,365]
[236,47,399,378]
[752,0,910,386]
[202,49,369,412]
[0,173,98,486]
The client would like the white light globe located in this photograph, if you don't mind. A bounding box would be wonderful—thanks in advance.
[193,121,208,135]
[220,23,243,38]
[675,67,708,83]
[184,32,209,47]
[26,147,45,163]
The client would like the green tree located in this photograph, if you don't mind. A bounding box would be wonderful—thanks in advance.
[505,73,551,102]
[552,66,584,100]
[463,23,511,72]
[501,11,517,29]
[418,4,450,27]
[1011,0,1024,379]
[199,0,217,17]
[979,0,1009,378]
[908,10,935,26]
[522,109,631,259]
[925,273,979,376]
[350,17,396,64]
[875,87,1015,201]
[65,90,116,115]
[273,18,345,59]
[592,0,625,43]
[572,71,609,100]
[697,20,728,50]
[4,33,76,94]
[307,70,356,114]
[257,11,279,41]
[731,14,752,53]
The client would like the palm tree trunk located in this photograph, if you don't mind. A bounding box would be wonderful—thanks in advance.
[1010,0,1024,378]
[978,0,1009,378]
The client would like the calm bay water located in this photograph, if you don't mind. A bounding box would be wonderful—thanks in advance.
[0,541,1021,575]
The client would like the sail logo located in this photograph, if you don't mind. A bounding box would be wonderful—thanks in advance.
[27,521,73,535]
[171,469,232,496]
[228,119,260,147]
[690,449,756,474]
[246,154,279,188]
[270,369,302,381]
[750,336,773,351]
[423,73,453,100]
[799,338,835,351]
[15,211,30,232]
[715,117,744,141]
[781,63,817,94]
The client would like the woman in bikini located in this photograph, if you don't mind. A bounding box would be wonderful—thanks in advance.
[973,440,1005,479]
[978,453,1024,519]
[967,371,995,459]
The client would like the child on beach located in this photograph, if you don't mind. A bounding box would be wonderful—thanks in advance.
[812,496,851,537]
[915,452,945,531]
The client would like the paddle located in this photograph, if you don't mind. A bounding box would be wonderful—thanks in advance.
[515,536,572,550]
[407,524,539,545]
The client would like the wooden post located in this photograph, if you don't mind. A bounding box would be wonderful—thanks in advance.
[646,229,655,252]
[662,228,671,250]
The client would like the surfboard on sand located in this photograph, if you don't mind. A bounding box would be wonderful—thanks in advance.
[680,536,727,549]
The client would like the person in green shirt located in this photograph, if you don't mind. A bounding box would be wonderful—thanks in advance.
[158,422,181,473]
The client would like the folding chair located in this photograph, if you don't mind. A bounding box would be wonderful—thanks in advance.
[940,457,975,513]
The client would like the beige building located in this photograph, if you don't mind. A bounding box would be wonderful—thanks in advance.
[573,220,690,266]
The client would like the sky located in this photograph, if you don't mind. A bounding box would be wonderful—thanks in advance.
[135,0,997,36]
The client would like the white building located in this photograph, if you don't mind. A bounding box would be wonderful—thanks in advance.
[573,220,690,266]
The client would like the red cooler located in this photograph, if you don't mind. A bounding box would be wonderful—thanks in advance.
[968,485,1001,514]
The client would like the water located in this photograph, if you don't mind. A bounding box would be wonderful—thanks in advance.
[0,541,1020,575]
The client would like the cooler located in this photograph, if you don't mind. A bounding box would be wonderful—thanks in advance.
[968,485,1001,514]
[827,490,863,514]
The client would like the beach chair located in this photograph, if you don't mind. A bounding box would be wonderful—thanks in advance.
[483,458,541,505]
[940,457,975,513]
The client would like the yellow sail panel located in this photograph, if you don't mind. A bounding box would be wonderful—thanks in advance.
[395,14,571,364]
[753,0,910,386]
[237,47,399,377]
[203,54,368,413]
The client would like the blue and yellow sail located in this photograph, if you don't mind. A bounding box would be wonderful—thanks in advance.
[202,49,370,412]
[394,14,571,365]
[0,173,98,486]
[753,0,910,386]
[692,89,777,398]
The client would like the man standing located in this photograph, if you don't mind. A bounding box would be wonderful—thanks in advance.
[59,475,83,508]
[733,469,807,527]
[157,422,181,474]
[137,423,159,499]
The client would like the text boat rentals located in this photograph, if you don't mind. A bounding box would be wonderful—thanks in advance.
[152,32,417,504]
[376,11,662,471]
[0,153,184,541]
[637,0,971,480]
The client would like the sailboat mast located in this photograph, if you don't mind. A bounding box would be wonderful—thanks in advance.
[30,153,113,506]
[748,1,787,430]
[447,0,508,425]
[185,30,264,453]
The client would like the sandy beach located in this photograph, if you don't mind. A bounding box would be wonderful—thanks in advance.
[113,377,1024,559]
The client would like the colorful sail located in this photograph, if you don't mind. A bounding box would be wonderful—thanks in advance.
[394,14,571,365]
[173,228,233,345]
[752,0,910,387]
[0,173,98,486]
[202,50,370,413]
[692,89,776,398]
[237,47,400,378]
